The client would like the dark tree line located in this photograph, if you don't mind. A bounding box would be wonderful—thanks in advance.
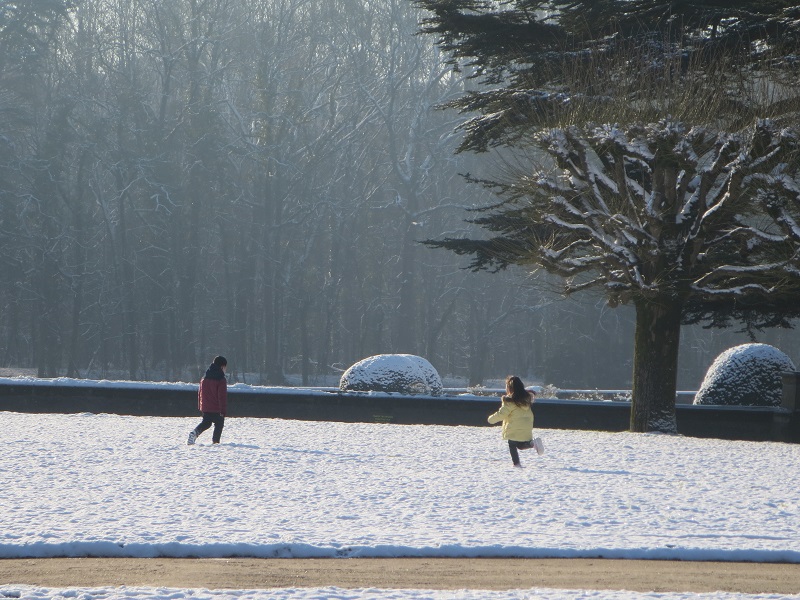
[0,0,793,392]
[0,0,543,384]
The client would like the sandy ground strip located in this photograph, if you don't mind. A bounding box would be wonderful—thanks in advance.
[2,558,800,594]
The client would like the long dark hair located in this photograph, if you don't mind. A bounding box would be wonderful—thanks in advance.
[505,375,532,407]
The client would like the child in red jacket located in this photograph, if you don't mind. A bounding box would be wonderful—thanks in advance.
[188,355,228,444]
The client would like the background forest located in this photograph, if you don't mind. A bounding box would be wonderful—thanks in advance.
[1,0,796,389]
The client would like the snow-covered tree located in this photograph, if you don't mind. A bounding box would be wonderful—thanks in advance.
[416,0,800,432]
[430,118,800,431]
[416,1,800,147]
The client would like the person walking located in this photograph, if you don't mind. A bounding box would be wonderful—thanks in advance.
[487,375,537,468]
[188,355,228,445]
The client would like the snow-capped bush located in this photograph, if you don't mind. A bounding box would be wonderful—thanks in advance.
[339,354,443,395]
[694,343,795,407]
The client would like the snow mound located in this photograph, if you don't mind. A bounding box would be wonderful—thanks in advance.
[694,343,795,407]
[339,354,443,395]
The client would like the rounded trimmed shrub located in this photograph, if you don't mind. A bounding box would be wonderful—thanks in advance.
[694,343,795,407]
[339,354,443,396]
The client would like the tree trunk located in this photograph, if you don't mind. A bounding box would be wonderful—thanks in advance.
[467,289,488,387]
[630,298,682,433]
[35,252,61,378]
[393,217,418,352]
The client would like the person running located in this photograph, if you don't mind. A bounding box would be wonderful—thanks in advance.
[487,375,536,468]
[188,355,228,445]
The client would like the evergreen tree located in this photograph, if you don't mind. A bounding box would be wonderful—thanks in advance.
[417,1,800,149]
[416,0,800,431]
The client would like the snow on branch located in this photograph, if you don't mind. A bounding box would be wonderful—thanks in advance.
[511,118,800,305]
[441,117,800,313]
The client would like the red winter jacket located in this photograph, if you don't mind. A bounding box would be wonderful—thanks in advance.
[198,367,228,415]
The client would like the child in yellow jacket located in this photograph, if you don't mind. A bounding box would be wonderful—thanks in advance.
[488,375,536,467]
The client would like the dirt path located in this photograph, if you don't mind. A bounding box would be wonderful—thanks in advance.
[2,558,800,594]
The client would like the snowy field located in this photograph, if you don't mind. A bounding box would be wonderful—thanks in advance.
[3,588,799,600]
[4,410,800,599]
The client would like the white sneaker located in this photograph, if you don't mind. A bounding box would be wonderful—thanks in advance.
[187,431,197,445]
[533,437,544,455]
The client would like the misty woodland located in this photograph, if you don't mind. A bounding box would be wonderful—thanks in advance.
[2,1,800,431]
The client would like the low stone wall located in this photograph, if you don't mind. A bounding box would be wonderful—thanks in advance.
[2,378,799,442]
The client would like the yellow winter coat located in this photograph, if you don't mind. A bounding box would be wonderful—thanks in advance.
[487,396,534,442]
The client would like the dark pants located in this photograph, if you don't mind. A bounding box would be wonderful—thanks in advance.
[195,412,225,443]
[508,440,533,465]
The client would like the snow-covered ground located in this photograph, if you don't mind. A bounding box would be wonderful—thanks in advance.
[3,589,798,600]
[4,410,800,599]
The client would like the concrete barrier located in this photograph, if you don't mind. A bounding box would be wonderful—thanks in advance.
[2,377,799,442]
